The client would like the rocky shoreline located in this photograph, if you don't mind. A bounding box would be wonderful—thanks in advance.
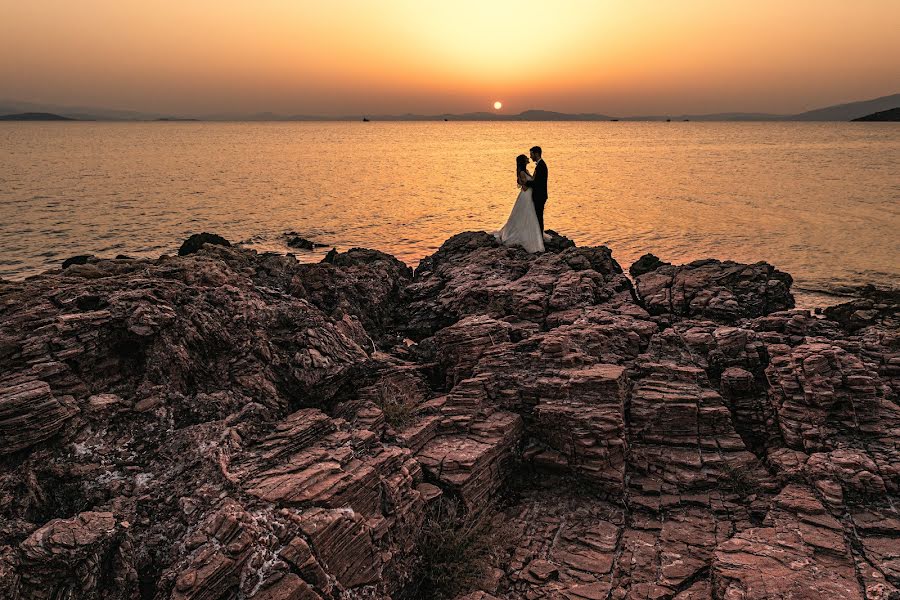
[0,231,897,599]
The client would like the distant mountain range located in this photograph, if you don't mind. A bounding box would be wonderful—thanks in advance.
[1,93,897,122]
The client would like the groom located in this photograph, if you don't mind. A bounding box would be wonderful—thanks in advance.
[526,146,548,234]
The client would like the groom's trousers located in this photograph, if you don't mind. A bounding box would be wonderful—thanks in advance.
[533,198,546,232]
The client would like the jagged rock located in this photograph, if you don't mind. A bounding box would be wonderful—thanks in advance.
[824,285,900,332]
[427,315,516,388]
[285,233,327,250]
[1,231,898,599]
[17,511,134,599]
[0,379,77,455]
[178,232,231,255]
[294,247,412,337]
[765,342,893,466]
[629,252,670,277]
[542,229,576,252]
[530,364,628,492]
[719,366,780,454]
[713,485,863,599]
[634,258,794,323]
[288,236,316,250]
[627,359,770,507]
[404,231,632,337]
[806,448,887,498]
[417,411,522,511]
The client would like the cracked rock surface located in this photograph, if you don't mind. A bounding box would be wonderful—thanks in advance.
[0,231,897,599]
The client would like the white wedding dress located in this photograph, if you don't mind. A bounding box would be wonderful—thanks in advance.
[494,173,545,253]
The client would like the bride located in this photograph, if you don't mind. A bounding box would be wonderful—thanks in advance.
[494,154,545,253]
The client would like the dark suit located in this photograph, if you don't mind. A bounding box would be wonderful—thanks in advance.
[527,159,548,232]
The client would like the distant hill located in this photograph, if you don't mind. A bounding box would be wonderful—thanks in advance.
[852,107,900,122]
[494,109,614,121]
[0,112,75,121]
[0,99,164,121]
[789,93,900,121]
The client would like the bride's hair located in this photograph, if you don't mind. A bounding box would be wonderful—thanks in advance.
[515,154,528,182]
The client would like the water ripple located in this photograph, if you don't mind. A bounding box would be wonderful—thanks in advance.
[0,122,897,306]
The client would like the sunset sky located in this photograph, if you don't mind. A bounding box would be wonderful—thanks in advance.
[2,0,898,116]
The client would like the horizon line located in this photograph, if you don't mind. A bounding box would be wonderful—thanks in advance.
[2,91,898,122]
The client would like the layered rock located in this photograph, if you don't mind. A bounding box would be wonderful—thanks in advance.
[633,257,794,323]
[404,231,633,337]
[16,511,134,599]
[0,379,76,455]
[713,485,865,599]
[0,230,898,600]
[823,285,900,332]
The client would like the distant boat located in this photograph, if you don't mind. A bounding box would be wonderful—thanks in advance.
[666,118,671,122]
[362,117,370,122]
[444,118,448,121]
[611,119,619,122]
[683,119,690,122]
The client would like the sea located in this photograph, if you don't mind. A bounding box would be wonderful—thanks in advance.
[1,121,897,307]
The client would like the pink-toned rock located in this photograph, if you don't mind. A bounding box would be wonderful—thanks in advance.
[713,485,860,599]
[404,231,632,336]
[634,258,794,324]
[765,341,898,490]
[628,361,767,501]
[0,231,898,599]
[17,511,131,599]
[806,448,887,497]
[417,411,522,511]
[532,364,628,493]
[0,379,76,454]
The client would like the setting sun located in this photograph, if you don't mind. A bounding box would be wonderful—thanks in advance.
[493,101,502,110]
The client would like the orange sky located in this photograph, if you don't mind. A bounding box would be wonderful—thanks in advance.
[2,0,898,116]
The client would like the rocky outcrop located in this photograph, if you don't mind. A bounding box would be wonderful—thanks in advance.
[0,231,897,599]
[404,231,633,337]
[634,257,794,323]
[823,285,900,332]
[284,232,327,250]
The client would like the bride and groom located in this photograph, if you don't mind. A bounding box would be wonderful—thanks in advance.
[494,146,550,253]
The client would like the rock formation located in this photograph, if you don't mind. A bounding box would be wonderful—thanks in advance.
[0,231,897,599]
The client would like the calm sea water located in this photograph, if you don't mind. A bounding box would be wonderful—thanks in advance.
[1,122,898,306]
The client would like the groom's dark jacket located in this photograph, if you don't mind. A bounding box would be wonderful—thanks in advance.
[529,159,548,203]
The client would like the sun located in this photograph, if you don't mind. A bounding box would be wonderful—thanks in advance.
[493,101,502,110]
